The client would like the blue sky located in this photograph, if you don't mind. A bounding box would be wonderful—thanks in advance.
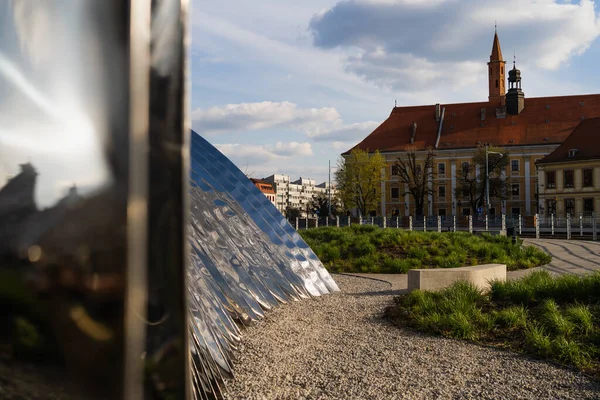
[191,0,600,184]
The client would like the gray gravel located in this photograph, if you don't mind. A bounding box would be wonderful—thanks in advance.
[223,274,600,400]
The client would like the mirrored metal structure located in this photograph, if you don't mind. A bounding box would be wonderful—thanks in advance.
[0,1,338,399]
[187,131,339,397]
[1,1,190,399]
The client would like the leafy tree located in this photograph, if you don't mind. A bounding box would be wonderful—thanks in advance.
[455,146,510,215]
[285,206,301,219]
[393,147,435,216]
[335,148,386,217]
[307,193,340,218]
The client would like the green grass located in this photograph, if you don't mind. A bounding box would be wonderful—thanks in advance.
[300,226,551,273]
[385,271,600,376]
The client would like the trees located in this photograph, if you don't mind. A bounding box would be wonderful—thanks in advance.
[455,146,510,215]
[335,148,386,217]
[307,193,339,218]
[393,147,435,216]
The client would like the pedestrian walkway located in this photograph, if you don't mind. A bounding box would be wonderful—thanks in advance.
[346,238,600,290]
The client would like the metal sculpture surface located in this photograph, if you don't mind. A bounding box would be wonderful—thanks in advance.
[188,131,339,398]
[0,1,338,399]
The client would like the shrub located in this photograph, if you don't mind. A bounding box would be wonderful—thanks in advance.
[494,306,527,329]
[564,304,595,336]
[300,226,551,274]
[386,272,600,376]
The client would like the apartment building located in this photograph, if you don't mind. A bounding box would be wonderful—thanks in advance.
[263,174,336,217]
[249,178,277,206]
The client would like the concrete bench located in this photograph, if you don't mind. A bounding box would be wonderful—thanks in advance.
[407,264,507,292]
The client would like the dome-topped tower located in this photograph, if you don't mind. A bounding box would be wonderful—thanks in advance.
[506,55,525,115]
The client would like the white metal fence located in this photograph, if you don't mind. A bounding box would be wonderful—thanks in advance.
[290,213,599,241]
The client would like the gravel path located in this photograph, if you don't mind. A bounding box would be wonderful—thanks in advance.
[223,274,600,400]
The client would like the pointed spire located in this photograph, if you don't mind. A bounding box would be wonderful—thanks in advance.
[490,26,503,62]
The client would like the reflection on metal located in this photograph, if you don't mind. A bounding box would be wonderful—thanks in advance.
[0,1,190,399]
[0,1,337,398]
[188,131,339,398]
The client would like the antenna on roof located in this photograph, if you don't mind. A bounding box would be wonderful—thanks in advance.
[394,99,397,107]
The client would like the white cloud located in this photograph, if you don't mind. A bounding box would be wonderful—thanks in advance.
[271,141,314,157]
[192,101,339,135]
[307,120,380,141]
[215,141,313,162]
[309,0,600,91]
[193,100,380,145]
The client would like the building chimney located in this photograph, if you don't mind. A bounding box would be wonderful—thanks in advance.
[435,104,441,121]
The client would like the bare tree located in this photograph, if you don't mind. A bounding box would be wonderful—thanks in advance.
[455,146,510,215]
[394,147,435,216]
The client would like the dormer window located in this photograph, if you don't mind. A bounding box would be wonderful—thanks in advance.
[568,149,579,158]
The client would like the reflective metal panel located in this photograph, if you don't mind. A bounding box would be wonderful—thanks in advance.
[0,1,135,399]
[187,131,339,397]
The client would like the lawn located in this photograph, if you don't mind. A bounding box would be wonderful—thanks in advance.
[300,225,551,273]
[384,271,600,377]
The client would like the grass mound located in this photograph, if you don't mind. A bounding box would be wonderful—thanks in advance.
[385,271,600,376]
[300,226,550,273]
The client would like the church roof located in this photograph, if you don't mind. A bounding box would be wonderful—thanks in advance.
[490,32,503,62]
[537,117,600,164]
[344,93,600,154]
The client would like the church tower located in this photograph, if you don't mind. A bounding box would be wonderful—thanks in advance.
[488,27,506,105]
[506,57,525,115]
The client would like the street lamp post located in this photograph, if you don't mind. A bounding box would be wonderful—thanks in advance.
[485,143,503,217]
[328,160,332,217]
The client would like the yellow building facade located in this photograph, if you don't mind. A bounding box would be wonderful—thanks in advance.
[536,118,600,217]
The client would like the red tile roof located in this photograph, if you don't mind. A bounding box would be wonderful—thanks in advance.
[250,178,276,194]
[537,117,600,164]
[345,93,600,154]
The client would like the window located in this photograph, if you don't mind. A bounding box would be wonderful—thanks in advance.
[462,185,470,198]
[511,159,519,172]
[438,209,446,217]
[438,163,445,175]
[568,149,579,158]
[391,165,399,176]
[511,207,520,216]
[584,198,594,214]
[565,198,575,215]
[462,162,470,175]
[416,165,422,175]
[438,186,446,198]
[546,171,556,189]
[489,207,496,216]
[583,168,593,187]
[564,170,574,188]
[391,187,400,199]
[495,79,498,88]
[511,184,520,196]
[462,208,471,216]
[547,199,556,216]
[501,66,503,74]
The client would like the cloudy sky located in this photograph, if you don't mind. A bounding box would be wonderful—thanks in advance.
[192,0,600,184]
